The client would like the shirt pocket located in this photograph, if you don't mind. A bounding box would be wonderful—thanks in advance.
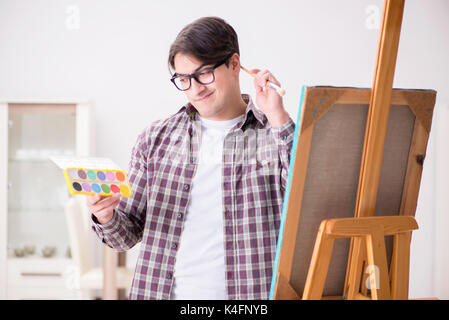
[245,130,280,176]
[155,135,190,165]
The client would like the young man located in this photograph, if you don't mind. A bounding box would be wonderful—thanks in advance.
[87,16,295,300]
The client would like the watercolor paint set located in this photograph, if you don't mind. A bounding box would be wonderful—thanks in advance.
[50,156,132,198]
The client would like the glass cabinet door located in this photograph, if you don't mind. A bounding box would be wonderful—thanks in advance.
[8,104,77,259]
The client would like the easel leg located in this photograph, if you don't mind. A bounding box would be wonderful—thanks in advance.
[390,231,412,299]
[303,221,335,300]
[345,237,366,299]
[365,231,391,300]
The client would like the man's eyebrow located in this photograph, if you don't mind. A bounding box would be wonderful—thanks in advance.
[194,62,209,73]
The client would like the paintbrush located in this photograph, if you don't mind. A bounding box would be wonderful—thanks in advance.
[240,66,286,97]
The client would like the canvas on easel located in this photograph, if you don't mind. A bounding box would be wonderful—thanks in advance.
[270,86,436,299]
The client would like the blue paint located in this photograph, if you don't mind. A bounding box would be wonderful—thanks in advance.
[91,183,101,193]
[269,85,307,299]
[97,171,106,181]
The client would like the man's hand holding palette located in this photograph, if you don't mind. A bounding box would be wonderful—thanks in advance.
[50,156,132,198]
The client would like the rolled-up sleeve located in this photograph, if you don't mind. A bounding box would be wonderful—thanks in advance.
[270,118,296,190]
[91,127,150,252]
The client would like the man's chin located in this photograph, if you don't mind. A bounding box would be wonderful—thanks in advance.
[197,106,225,119]
[194,103,219,117]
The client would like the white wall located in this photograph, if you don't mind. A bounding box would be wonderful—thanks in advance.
[0,0,448,299]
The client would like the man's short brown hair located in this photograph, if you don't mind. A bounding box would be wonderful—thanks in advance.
[168,16,240,73]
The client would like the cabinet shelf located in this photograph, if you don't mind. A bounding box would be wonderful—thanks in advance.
[8,251,71,259]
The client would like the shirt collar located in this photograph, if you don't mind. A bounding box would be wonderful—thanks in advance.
[183,94,266,128]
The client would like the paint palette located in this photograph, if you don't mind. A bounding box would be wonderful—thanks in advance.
[50,156,132,197]
[64,168,132,197]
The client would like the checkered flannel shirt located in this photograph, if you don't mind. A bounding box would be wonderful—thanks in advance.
[91,94,295,299]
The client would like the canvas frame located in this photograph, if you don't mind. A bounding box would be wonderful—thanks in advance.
[270,86,436,299]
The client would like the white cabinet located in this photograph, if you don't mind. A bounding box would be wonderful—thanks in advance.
[0,101,92,299]
[7,258,81,299]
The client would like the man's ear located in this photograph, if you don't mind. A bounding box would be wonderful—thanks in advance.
[230,53,241,73]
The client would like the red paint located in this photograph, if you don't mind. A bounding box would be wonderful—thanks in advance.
[110,184,120,193]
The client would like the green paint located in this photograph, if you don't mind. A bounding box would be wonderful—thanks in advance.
[101,184,111,193]
[87,170,96,180]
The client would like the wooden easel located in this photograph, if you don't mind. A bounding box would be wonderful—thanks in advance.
[340,0,406,300]
[272,0,436,300]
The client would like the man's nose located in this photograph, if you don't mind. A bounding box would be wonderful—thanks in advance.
[190,78,207,94]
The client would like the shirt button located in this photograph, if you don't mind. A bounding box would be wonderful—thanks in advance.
[281,134,287,141]
[167,272,173,279]
[177,213,183,219]
[172,243,177,249]
[184,184,189,191]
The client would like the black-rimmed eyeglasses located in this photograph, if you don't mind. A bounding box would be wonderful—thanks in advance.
[170,55,231,91]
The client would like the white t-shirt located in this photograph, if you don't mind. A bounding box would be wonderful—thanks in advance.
[170,113,244,300]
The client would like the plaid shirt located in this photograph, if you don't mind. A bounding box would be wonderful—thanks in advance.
[91,94,295,300]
